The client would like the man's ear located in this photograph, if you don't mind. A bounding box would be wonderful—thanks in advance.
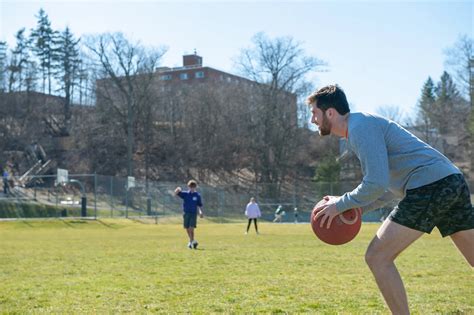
[326,108,334,119]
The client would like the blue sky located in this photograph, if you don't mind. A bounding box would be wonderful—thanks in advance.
[0,0,472,119]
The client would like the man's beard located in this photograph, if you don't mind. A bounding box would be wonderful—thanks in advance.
[318,115,331,136]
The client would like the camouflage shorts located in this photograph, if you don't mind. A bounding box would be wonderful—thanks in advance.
[388,174,474,237]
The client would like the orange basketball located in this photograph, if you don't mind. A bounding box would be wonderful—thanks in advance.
[311,197,362,245]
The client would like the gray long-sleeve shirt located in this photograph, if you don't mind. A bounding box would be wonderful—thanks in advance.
[335,112,461,214]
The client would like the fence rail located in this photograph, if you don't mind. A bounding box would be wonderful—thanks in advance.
[2,174,472,222]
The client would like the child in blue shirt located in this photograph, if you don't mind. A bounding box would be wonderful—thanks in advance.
[174,180,204,249]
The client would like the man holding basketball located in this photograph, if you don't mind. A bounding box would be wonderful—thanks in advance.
[307,85,474,314]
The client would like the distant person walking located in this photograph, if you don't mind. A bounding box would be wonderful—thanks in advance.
[293,207,299,223]
[273,205,285,223]
[245,197,261,234]
[174,180,204,249]
[3,169,10,195]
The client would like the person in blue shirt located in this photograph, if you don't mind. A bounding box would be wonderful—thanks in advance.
[174,180,204,249]
[307,84,474,315]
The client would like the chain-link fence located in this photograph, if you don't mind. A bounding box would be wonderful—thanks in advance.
[2,173,472,222]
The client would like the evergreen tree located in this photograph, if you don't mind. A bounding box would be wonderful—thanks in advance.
[434,71,463,135]
[54,27,81,134]
[415,77,436,141]
[313,154,341,182]
[0,41,7,92]
[9,28,33,92]
[30,8,57,94]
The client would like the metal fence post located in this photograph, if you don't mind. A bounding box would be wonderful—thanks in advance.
[255,181,258,203]
[217,188,221,223]
[155,188,158,224]
[94,173,97,219]
[81,196,87,217]
[162,185,165,218]
[55,185,58,209]
[70,179,87,217]
[125,188,128,218]
[147,195,152,216]
[110,176,114,218]
[293,181,297,212]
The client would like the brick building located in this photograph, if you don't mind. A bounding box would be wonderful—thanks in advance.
[156,53,262,87]
[96,52,298,127]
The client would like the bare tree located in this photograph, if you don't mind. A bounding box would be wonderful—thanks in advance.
[85,32,167,177]
[376,105,407,125]
[8,28,34,92]
[151,82,243,180]
[236,32,325,187]
[444,35,474,177]
[444,35,473,103]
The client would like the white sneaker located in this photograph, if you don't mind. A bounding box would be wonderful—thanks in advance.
[245,231,248,235]
[187,242,192,249]
[192,240,198,249]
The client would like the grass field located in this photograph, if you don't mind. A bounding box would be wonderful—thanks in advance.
[0,218,472,314]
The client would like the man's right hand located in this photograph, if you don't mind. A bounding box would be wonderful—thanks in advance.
[174,187,182,195]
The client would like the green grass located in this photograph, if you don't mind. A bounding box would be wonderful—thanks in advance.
[0,219,472,314]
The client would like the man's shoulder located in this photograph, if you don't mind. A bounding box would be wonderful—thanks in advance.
[349,112,390,135]
[350,112,385,125]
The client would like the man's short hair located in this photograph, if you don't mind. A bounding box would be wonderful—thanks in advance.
[187,180,197,188]
[306,84,350,115]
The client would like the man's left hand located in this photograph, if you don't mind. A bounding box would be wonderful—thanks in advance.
[313,201,340,229]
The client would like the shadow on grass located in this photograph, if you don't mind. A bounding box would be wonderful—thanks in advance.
[61,220,76,228]
[96,219,122,229]
[205,217,246,224]
[21,220,34,228]
[127,217,158,225]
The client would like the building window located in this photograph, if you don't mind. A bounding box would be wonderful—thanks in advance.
[226,77,232,83]
[180,73,188,80]
[159,74,172,80]
[195,71,205,79]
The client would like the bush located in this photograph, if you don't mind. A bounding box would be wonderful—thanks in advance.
[0,200,81,218]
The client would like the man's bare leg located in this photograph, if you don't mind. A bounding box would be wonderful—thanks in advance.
[365,219,424,314]
[450,229,474,267]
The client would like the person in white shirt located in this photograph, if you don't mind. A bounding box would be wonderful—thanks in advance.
[245,197,261,234]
